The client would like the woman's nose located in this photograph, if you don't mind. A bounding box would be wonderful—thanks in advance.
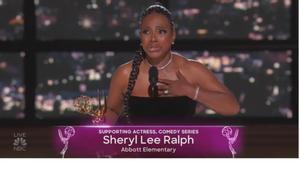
[151,33,158,42]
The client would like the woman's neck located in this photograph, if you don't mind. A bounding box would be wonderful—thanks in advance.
[145,53,173,70]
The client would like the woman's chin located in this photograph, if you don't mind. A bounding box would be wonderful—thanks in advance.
[146,52,163,59]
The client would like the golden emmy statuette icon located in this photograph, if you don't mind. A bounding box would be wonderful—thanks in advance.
[73,90,106,124]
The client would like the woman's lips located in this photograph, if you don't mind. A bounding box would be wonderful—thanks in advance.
[148,46,161,52]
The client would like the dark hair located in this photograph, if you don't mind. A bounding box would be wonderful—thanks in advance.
[120,49,144,124]
[120,4,174,124]
[139,4,174,29]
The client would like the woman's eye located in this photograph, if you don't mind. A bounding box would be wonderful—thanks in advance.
[142,30,150,34]
[158,30,167,34]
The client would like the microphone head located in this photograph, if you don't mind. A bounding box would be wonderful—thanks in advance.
[149,66,158,85]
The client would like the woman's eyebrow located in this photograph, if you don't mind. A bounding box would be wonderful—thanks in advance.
[155,25,167,29]
[141,26,150,30]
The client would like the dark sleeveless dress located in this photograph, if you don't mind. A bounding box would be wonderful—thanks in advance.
[126,96,197,125]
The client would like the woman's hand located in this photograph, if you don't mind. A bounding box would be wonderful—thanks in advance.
[158,70,194,97]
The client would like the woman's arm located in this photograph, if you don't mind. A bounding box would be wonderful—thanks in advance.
[158,60,239,115]
[182,60,240,115]
[104,64,130,125]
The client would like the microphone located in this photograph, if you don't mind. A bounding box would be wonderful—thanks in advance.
[148,66,158,97]
[149,66,158,85]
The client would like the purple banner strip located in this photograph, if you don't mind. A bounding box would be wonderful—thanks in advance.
[53,125,243,158]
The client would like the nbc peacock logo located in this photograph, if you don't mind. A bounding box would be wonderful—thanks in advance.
[13,132,27,151]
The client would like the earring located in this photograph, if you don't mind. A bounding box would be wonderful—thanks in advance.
[172,42,175,45]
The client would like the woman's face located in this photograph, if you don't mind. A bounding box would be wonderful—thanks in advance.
[140,12,175,60]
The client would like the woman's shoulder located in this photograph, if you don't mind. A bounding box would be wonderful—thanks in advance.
[173,52,205,71]
[109,60,133,90]
[114,60,133,77]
